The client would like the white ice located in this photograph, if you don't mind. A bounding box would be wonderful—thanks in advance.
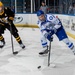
[0,27,75,75]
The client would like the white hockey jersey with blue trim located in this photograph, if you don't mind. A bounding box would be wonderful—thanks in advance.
[37,14,68,41]
[37,14,62,32]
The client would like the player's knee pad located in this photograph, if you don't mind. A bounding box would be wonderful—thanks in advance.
[63,38,74,49]
[12,29,18,35]
[12,32,19,38]
[41,36,47,47]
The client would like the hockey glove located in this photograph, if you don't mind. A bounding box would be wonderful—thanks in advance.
[9,17,14,21]
[45,28,56,41]
[44,32,52,41]
[8,17,14,25]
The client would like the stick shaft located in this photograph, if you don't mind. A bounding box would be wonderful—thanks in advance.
[10,23,14,53]
[48,40,51,66]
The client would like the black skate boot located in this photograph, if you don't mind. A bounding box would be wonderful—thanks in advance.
[39,46,49,55]
[20,43,25,49]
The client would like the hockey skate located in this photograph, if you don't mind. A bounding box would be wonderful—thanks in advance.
[72,47,75,55]
[20,43,25,49]
[73,51,75,55]
[0,41,5,48]
[71,46,75,55]
[39,46,49,55]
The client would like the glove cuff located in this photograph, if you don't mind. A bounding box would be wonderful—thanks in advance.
[53,27,57,33]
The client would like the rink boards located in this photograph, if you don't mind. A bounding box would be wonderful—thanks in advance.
[13,14,75,39]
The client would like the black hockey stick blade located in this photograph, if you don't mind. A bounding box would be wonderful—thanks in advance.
[13,51,18,55]
[39,51,49,55]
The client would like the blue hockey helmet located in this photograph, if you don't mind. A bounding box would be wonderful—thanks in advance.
[37,10,44,16]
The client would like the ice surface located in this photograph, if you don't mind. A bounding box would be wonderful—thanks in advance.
[0,28,75,75]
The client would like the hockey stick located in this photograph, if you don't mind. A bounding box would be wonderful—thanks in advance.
[48,39,51,66]
[9,23,18,55]
[37,38,56,69]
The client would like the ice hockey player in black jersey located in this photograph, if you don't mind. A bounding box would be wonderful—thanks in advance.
[0,1,25,49]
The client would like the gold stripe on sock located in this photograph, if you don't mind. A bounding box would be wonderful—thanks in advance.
[16,39,21,42]
[16,37,20,40]
[0,38,3,40]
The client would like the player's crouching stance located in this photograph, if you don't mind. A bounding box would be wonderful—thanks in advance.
[0,2,25,49]
[37,10,75,55]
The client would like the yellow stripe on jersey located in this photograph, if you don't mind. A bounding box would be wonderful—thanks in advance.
[9,17,14,20]
[0,36,3,40]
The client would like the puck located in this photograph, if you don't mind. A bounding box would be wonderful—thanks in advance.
[37,66,41,69]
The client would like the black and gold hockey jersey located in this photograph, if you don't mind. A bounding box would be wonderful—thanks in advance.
[0,7,17,34]
[0,7,15,24]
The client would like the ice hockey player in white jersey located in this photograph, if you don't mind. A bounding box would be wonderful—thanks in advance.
[37,10,75,55]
